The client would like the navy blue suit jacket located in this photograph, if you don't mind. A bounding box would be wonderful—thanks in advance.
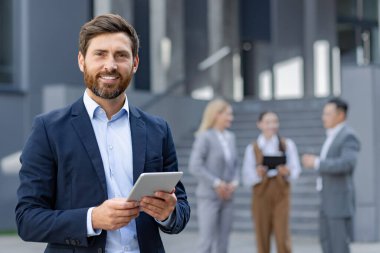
[15,97,190,253]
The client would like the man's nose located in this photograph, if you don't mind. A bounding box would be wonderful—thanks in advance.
[104,57,117,71]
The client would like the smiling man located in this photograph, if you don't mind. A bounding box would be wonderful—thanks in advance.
[302,98,360,253]
[15,14,190,253]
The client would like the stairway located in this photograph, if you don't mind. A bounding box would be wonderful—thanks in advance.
[176,98,327,236]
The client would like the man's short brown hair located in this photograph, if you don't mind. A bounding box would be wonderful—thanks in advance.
[79,14,139,57]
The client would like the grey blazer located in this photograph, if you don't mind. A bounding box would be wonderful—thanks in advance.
[188,129,239,198]
[319,125,360,218]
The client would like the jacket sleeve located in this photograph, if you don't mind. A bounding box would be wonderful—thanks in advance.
[158,121,190,234]
[319,133,360,175]
[285,139,302,181]
[188,132,220,186]
[15,116,91,247]
[230,133,240,184]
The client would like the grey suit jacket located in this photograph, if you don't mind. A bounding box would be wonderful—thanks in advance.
[188,129,239,198]
[319,125,360,218]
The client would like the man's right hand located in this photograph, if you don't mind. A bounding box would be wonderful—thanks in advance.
[302,154,316,169]
[92,198,140,231]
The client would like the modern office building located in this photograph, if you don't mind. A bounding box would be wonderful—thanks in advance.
[1,0,380,242]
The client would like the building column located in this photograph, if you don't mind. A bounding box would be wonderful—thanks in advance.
[271,0,303,99]
[341,65,380,241]
[134,0,151,91]
[166,0,185,94]
[111,0,134,21]
[303,0,317,98]
[184,0,209,95]
[207,0,239,100]
[304,0,337,98]
[149,0,167,93]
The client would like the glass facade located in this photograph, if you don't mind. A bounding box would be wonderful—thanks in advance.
[0,0,13,83]
[337,0,379,65]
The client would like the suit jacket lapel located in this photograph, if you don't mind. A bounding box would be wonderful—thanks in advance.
[70,98,108,195]
[326,126,346,158]
[129,105,146,183]
[210,129,224,153]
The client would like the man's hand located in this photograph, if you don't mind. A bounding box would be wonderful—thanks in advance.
[139,189,177,222]
[278,165,290,176]
[302,154,316,169]
[92,198,140,231]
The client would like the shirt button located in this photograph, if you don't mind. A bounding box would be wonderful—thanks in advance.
[109,145,113,150]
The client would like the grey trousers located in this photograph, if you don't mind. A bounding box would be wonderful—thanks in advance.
[320,211,352,253]
[196,197,234,253]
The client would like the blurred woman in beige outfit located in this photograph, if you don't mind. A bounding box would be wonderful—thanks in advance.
[242,111,301,253]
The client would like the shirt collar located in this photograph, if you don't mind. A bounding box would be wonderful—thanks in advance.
[83,89,129,120]
[257,134,278,147]
[326,121,345,137]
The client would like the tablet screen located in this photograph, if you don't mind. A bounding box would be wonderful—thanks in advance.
[262,156,287,170]
[126,172,183,201]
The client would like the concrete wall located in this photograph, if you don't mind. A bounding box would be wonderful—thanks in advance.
[0,0,91,231]
[341,65,380,241]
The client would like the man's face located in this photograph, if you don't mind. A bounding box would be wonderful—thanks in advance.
[322,103,345,129]
[78,32,139,99]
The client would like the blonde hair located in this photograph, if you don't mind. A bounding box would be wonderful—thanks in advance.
[196,98,230,134]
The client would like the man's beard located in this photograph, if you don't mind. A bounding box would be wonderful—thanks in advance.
[83,65,133,99]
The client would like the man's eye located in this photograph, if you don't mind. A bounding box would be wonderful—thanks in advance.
[117,53,128,58]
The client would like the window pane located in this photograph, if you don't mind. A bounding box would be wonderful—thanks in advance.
[0,0,13,83]
[363,0,378,20]
[337,0,355,17]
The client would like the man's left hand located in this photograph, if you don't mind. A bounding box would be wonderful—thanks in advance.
[139,189,177,221]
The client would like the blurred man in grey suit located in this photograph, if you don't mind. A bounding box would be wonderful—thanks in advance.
[302,98,360,253]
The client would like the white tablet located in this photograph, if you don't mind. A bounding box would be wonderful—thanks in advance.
[126,172,183,201]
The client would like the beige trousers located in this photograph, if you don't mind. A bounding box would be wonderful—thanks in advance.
[252,176,292,253]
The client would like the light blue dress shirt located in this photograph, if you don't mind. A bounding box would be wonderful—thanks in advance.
[83,90,139,253]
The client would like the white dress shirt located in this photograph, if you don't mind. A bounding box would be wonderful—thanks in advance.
[214,129,239,187]
[242,134,301,187]
[83,90,174,253]
[215,130,232,165]
[83,90,139,253]
[314,121,346,191]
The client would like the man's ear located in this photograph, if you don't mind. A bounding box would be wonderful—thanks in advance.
[132,55,139,73]
[338,110,346,121]
[78,52,85,72]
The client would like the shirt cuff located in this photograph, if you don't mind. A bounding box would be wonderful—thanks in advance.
[156,211,176,228]
[87,207,102,237]
[213,178,222,188]
[314,157,320,170]
[230,180,239,187]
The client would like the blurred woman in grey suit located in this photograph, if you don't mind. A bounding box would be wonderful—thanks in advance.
[188,99,239,253]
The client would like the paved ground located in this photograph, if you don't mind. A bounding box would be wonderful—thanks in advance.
[3,230,380,253]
